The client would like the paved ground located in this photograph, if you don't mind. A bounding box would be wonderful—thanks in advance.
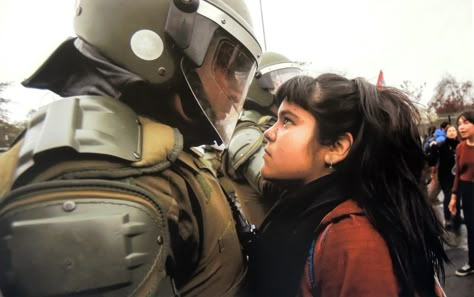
[433,197,474,297]
[443,227,474,297]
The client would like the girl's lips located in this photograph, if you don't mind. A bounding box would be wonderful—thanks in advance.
[264,148,271,157]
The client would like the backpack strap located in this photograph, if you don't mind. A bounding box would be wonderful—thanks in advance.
[307,222,333,289]
[307,212,364,290]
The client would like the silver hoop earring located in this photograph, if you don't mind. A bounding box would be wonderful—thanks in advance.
[329,160,333,169]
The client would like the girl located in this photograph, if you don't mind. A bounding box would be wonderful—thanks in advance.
[428,125,461,228]
[449,110,474,276]
[246,74,447,297]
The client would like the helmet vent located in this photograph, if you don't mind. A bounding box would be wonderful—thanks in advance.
[130,30,164,61]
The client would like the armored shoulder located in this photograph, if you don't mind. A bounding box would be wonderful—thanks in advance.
[0,96,183,296]
[224,111,275,192]
[226,124,264,179]
[4,95,182,189]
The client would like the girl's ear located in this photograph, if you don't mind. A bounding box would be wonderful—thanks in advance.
[324,132,353,166]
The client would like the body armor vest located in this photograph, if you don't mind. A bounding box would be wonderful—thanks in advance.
[0,96,246,297]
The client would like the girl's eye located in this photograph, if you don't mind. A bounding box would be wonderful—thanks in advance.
[282,118,293,126]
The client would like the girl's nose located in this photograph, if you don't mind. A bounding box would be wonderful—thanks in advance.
[264,123,278,142]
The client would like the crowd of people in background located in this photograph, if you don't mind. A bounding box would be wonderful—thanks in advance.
[423,112,474,277]
[0,0,473,296]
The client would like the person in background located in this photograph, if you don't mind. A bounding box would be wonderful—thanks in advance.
[426,122,449,207]
[0,0,262,296]
[422,125,437,186]
[434,121,450,144]
[427,124,461,228]
[423,125,437,153]
[245,74,447,297]
[222,51,303,226]
[449,110,474,277]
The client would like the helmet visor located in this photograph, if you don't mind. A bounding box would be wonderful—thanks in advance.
[258,67,303,95]
[182,30,257,146]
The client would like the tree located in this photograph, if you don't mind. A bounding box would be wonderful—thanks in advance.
[428,74,474,114]
[0,82,12,122]
[399,80,426,102]
[0,82,24,148]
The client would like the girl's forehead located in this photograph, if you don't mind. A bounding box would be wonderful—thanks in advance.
[278,100,298,113]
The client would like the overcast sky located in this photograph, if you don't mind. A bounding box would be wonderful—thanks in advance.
[0,0,472,120]
[247,0,473,101]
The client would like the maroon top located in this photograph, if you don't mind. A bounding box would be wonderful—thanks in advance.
[451,141,474,193]
[298,200,446,297]
[298,200,399,297]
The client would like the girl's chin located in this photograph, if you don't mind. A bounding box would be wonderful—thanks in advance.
[260,169,270,179]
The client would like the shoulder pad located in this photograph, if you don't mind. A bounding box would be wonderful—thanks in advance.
[13,96,184,183]
[15,96,141,179]
[239,110,262,124]
[132,117,183,168]
[226,125,264,176]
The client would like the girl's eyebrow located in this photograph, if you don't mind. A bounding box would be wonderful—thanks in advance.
[278,109,298,119]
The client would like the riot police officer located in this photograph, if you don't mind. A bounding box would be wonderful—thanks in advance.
[0,0,261,296]
[223,52,303,226]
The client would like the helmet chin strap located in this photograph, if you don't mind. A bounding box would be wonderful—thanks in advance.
[172,94,194,123]
[171,93,212,147]
[178,59,225,146]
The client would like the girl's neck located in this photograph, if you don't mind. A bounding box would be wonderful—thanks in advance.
[466,137,474,146]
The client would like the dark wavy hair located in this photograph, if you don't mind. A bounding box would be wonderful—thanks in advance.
[275,74,447,296]
[457,110,474,124]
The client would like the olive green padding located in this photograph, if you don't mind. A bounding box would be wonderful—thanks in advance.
[239,109,262,124]
[224,110,275,192]
[0,180,170,297]
[246,51,293,108]
[225,110,264,179]
[14,96,141,182]
[227,125,264,174]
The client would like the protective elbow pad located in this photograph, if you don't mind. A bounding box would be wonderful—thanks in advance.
[0,179,171,297]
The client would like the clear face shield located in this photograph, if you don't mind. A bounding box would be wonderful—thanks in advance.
[258,67,303,95]
[181,29,257,146]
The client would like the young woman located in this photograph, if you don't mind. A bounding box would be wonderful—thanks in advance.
[449,110,474,276]
[427,125,461,228]
[245,74,447,297]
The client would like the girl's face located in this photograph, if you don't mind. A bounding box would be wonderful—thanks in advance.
[457,116,474,140]
[262,100,331,185]
[446,126,458,139]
